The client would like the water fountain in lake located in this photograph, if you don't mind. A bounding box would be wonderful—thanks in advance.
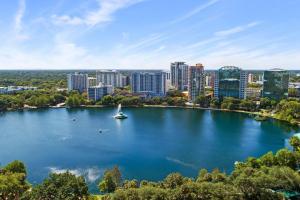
[114,104,128,119]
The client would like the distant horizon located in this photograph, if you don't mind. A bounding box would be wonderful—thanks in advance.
[0,67,300,71]
[0,0,299,69]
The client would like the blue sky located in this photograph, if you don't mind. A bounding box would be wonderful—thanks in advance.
[0,0,299,69]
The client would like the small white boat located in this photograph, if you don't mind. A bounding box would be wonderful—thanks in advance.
[114,104,128,119]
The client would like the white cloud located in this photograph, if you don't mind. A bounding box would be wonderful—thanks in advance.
[14,0,29,40]
[214,21,261,37]
[48,167,102,183]
[121,33,167,52]
[52,15,83,26]
[15,0,26,32]
[171,0,219,24]
[52,0,144,26]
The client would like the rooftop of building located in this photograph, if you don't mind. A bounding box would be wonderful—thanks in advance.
[219,66,241,71]
[88,84,113,88]
[96,69,119,73]
[266,68,287,72]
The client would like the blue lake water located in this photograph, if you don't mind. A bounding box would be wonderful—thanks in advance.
[0,107,298,192]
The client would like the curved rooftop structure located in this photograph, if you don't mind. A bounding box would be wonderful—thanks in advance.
[267,68,286,72]
[219,66,241,71]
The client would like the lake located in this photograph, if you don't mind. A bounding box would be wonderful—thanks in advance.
[0,107,297,192]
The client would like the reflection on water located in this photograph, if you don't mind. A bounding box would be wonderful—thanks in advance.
[0,107,298,192]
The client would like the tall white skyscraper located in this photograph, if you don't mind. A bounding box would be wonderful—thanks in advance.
[88,77,97,87]
[96,70,126,88]
[67,73,88,93]
[131,71,166,97]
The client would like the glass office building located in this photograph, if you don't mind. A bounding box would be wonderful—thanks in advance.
[214,66,247,99]
[262,69,289,100]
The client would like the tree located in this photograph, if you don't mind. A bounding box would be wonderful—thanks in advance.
[66,93,85,108]
[166,97,175,105]
[259,151,276,167]
[195,95,209,107]
[99,166,122,193]
[123,180,138,189]
[259,98,273,109]
[275,149,297,169]
[211,169,227,183]
[197,169,212,182]
[53,93,66,104]
[221,97,240,110]
[163,173,184,189]
[239,99,257,111]
[290,136,300,152]
[101,95,115,106]
[0,97,10,111]
[275,100,300,124]
[99,173,118,193]
[245,157,261,168]
[167,90,183,97]
[210,97,220,108]
[232,167,283,200]
[29,172,89,200]
[3,160,27,175]
[289,88,299,97]
[0,161,29,200]
[171,182,242,200]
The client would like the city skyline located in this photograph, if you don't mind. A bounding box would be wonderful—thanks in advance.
[0,0,300,70]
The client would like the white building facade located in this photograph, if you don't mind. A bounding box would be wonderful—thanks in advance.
[67,73,88,93]
[88,85,114,101]
[131,71,167,97]
[96,70,126,88]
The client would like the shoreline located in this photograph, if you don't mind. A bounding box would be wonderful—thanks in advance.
[2,104,299,126]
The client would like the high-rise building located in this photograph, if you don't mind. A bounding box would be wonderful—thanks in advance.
[205,72,215,87]
[96,70,126,88]
[88,77,97,87]
[131,71,166,97]
[165,71,172,92]
[188,64,205,102]
[67,73,88,93]
[262,69,289,100]
[88,84,114,101]
[171,62,189,91]
[214,66,247,99]
[246,87,262,99]
[248,73,254,83]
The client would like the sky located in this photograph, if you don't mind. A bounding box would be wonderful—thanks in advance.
[0,0,299,70]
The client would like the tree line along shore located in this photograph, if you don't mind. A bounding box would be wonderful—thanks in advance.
[1,70,300,125]
[1,88,300,126]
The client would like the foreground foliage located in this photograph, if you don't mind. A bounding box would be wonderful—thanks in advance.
[27,172,89,200]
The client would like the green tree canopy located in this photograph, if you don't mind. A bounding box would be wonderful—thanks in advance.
[99,166,122,193]
[29,172,89,200]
